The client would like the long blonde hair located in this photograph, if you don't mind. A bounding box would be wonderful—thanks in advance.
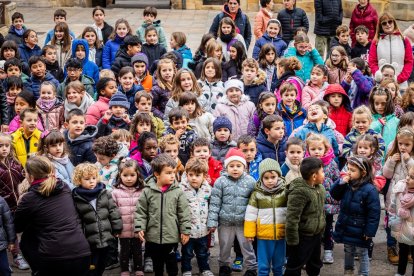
[25,156,57,197]
[0,133,19,163]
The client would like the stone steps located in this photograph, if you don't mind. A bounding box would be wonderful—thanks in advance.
[108,0,170,9]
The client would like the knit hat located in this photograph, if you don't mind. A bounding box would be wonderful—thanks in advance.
[213,116,232,133]
[131,52,149,67]
[109,92,130,109]
[224,79,244,93]
[224,148,246,168]
[259,158,282,179]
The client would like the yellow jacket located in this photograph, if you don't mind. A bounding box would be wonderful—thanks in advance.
[151,114,165,140]
[12,128,42,166]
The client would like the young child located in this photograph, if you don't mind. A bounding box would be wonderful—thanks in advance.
[213,79,255,141]
[281,137,304,184]
[18,29,42,65]
[374,61,398,84]
[36,82,64,131]
[136,6,167,49]
[237,135,263,182]
[274,56,304,102]
[241,58,266,105]
[43,9,75,45]
[86,77,117,125]
[4,76,22,128]
[159,134,184,181]
[134,92,165,139]
[323,83,352,137]
[191,137,223,186]
[402,83,414,112]
[207,148,257,276]
[99,69,116,81]
[253,19,287,59]
[102,18,132,69]
[71,39,99,84]
[131,52,154,92]
[329,24,351,57]
[331,156,381,276]
[111,35,142,76]
[217,18,247,62]
[28,56,60,100]
[141,26,167,69]
[170,32,193,68]
[129,112,154,155]
[111,129,132,150]
[72,163,123,276]
[258,43,278,92]
[380,78,404,118]
[49,22,72,70]
[81,26,103,67]
[285,157,326,276]
[6,12,26,45]
[58,58,95,98]
[0,195,16,276]
[42,45,64,82]
[151,58,175,118]
[135,154,191,276]
[197,57,225,111]
[244,158,287,276]
[247,92,277,137]
[302,64,328,110]
[221,41,247,81]
[131,131,158,179]
[351,25,371,60]
[111,158,145,276]
[326,46,348,84]
[211,116,236,164]
[64,108,97,166]
[9,90,44,133]
[63,80,95,119]
[118,67,143,116]
[257,114,287,165]
[180,158,214,276]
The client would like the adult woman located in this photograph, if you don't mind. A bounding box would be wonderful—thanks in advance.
[369,12,413,90]
[349,0,378,46]
[14,156,90,275]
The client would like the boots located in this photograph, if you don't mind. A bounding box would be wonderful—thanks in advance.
[219,266,232,276]
[387,246,399,265]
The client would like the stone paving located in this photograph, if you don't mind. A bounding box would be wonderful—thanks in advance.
[8,5,414,276]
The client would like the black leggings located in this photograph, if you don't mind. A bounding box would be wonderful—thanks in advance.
[398,243,414,276]
[119,238,142,272]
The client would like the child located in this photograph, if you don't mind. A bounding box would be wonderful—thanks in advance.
[374,61,398,84]
[86,77,118,125]
[111,35,142,76]
[180,158,214,276]
[247,92,277,137]
[237,135,263,181]
[351,25,371,60]
[326,46,348,84]
[244,158,287,276]
[254,0,273,39]
[213,79,255,141]
[36,82,64,131]
[0,195,16,276]
[129,112,154,155]
[241,58,266,105]
[349,1,378,46]
[402,83,414,112]
[131,53,154,92]
[191,137,223,186]
[11,108,41,166]
[135,154,191,276]
[5,76,22,126]
[48,22,73,69]
[97,92,131,138]
[58,58,95,98]
[274,56,304,102]
[331,156,381,276]
[222,41,247,81]
[285,157,325,276]
[197,57,225,111]
[136,6,167,49]
[64,108,97,166]
[134,91,165,139]
[63,81,95,119]
[43,9,75,45]
[111,158,145,276]
[257,114,287,164]
[217,18,247,62]
[81,26,103,67]
[111,129,132,150]
[281,137,304,184]
[141,26,167,69]
[5,12,26,45]
[258,43,278,92]
[18,29,42,65]
[71,39,99,84]
[179,92,215,140]
[170,32,193,68]
[42,45,64,82]
[211,116,236,164]
[159,134,184,181]
[380,78,404,118]
[277,83,307,137]
[72,163,123,276]
[253,19,287,59]
[8,90,44,133]
[118,66,144,116]
[323,83,352,137]
[190,33,215,76]
[207,148,258,276]
[305,133,340,264]
[92,6,114,45]
[329,24,351,57]
[99,69,116,80]
[131,132,158,179]
[151,58,175,118]
[28,56,60,100]
[102,18,132,69]
[302,64,329,110]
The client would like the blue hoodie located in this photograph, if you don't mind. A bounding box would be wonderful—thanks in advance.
[253,32,287,59]
[102,35,124,69]
[71,39,99,85]
[294,122,339,157]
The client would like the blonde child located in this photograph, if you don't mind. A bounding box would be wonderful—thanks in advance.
[379,78,404,118]
[64,80,95,119]
[151,58,176,118]
[302,64,329,110]
[141,26,167,69]
[159,134,184,181]
[197,57,225,111]
[258,43,278,92]
[36,82,64,131]
[241,58,267,105]
[99,69,116,80]
[134,91,165,139]
[326,46,348,84]
[402,83,414,112]
[86,77,118,125]
[102,18,132,69]
[247,92,277,137]
[170,32,192,68]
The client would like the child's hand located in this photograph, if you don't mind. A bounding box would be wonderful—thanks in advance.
[342,175,350,183]
[122,114,131,124]
[103,110,112,120]
[8,244,14,251]
[246,237,254,242]
[208,227,216,233]
[402,152,411,162]
[307,43,314,51]
[345,72,353,83]
[181,234,190,245]
[175,128,185,138]
[1,125,8,132]
[136,231,145,242]
[392,153,401,162]
[347,63,357,75]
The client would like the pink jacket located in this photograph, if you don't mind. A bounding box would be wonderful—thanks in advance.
[112,184,143,238]
[254,8,272,39]
[301,81,328,110]
[85,97,110,125]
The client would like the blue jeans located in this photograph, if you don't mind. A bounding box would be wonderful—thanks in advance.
[181,236,210,273]
[344,244,369,276]
[257,239,285,276]
[0,249,12,276]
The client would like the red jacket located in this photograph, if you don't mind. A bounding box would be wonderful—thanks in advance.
[349,2,378,46]
[324,84,352,137]
[208,157,222,186]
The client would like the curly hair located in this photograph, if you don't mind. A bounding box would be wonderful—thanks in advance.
[402,83,414,110]
[159,133,180,152]
[92,136,120,157]
[72,163,100,186]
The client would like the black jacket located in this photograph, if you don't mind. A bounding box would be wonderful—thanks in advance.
[142,43,167,70]
[277,8,309,43]
[329,36,351,57]
[314,0,343,36]
[45,60,65,83]
[111,47,131,77]
[0,196,16,251]
[222,60,241,82]
[0,84,9,125]
[5,26,26,45]
[101,22,114,44]
[64,125,98,166]
[351,41,371,60]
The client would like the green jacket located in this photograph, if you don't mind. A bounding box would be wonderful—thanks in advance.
[285,177,326,246]
[134,176,191,244]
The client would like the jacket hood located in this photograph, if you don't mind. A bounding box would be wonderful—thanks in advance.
[218,94,250,106]
[141,20,162,28]
[65,125,97,144]
[71,39,90,65]
[262,32,283,42]
[323,83,351,109]
[8,25,26,35]
[244,69,266,86]
[145,175,180,192]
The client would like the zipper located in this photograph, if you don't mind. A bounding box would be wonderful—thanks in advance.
[160,192,164,244]
[272,194,277,239]
[6,161,18,207]
[389,36,392,63]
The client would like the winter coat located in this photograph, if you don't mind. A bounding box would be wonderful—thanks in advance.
[176,45,193,68]
[217,34,247,62]
[243,69,267,105]
[58,74,95,99]
[71,39,99,84]
[111,47,132,76]
[277,101,307,137]
[198,79,225,111]
[141,43,167,69]
[118,83,143,117]
[14,180,91,261]
[64,92,95,120]
[180,178,211,238]
[112,184,143,238]
[331,179,381,248]
[136,20,167,49]
[163,94,208,127]
[164,126,197,165]
[85,96,110,125]
[89,47,103,68]
[72,184,123,248]
[11,128,41,166]
[18,43,42,64]
[301,81,328,110]
[0,158,24,212]
[213,95,256,141]
[211,139,237,164]
[277,7,309,44]
[318,149,341,214]
[92,22,113,45]
[0,85,9,125]
[349,1,378,46]
[29,72,60,100]
[134,176,191,244]
[135,71,154,92]
[5,25,26,45]
[49,155,75,190]
[371,113,399,148]
[0,196,16,251]
[45,60,64,83]
[294,122,339,156]
[151,84,171,118]
[257,130,287,165]
[221,59,242,82]
[102,35,124,69]
[208,157,223,186]
[254,8,272,39]
[97,115,130,139]
[341,69,375,109]
[36,97,64,131]
[383,157,414,206]
[8,114,44,133]
[327,66,347,84]
[151,114,165,140]
[314,0,343,36]
[49,40,72,70]
[342,128,385,159]
[209,4,252,48]
[351,41,371,60]
[253,33,287,60]
[207,172,255,227]
[274,72,305,103]
[323,85,352,136]
[64,125,98,166]
[284,47,324,83]
[189,112,215,140]
[96,143,128,189]
[248,152,263,181]
[329,37,352,57]
[281,159,301,184]
[285,177,326,245]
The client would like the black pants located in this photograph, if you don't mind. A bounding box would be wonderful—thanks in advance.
[398,243,414,275]
[119,238,142,272]
[36,255,90,276]
[284,234,323,276]
[147,242,178,276]
[105,237,119,266]
[90,246,109,276]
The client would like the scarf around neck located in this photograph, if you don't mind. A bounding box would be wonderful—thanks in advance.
[47,153,70,165]
[37,98,57,112]
[75,182,104,202]
[261,178,284,194]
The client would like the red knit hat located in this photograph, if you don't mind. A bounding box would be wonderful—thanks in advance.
[224,148,247,168]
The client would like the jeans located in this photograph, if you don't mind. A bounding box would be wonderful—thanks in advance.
[0,249,11,276]
[323,214,334,250]
[147,242,178,276]
[119,238,142,273]
[398,243,414,275]
[181,236,210,273]
[257,239,285,276]
[344,244,369,276]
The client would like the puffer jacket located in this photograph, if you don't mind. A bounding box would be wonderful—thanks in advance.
[208,156,223,186]
[180,177,211,238]
[58,74,95,99]
[211,139,237,164]
[257,130,287,165]
[0,196,16,251]
[36,97,65,131]
[45,60,64,83]
[189,112,215,140]
[164,126,198,165]
[176,45,193,68]
[248,152,263,181]
[136,20,167,49]
[294,122,339,156]
[349,1,378,46]
[285,177,326,245]
[327,66,347,85]
[102,35,125,69]
[371,113,399,148]
[198,79,225,111]
[118,83,143,117]
[342,128,385,159]
[111,47,132,76]
[64,125,98,166]
[151,83,171,118]
[213,94,256,141]
[11,128,41,167]
[0,158,24,212]
[49,155,75,190]
[134,176,191,244]
[254,8,272,39]
[301,81,328,110]
[274,72,305,103]
[18,43,42,64]
[277,101,306,137]
[314,0,343,36]
[5,25,26,45]
[141,43,167,69]
[222,59,242,81]
[207,172,256,228]
[151,114,165,140]
[277,7,309,44]
[72,183,123,248]
[112,184,143,238]
[331,179,381,248]
[243,69,267,105]
[253,32,287,59]
[71,39,99,84]
[97,115,130,139]
[30,72,60,100]
[85,96,110,125]
[285,47,324,84]
[323,84,352,136]
[383,157,414,206]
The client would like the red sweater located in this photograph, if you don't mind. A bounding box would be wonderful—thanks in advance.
[208,157,223,186]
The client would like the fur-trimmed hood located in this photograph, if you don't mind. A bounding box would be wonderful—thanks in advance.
[244,68,266,86]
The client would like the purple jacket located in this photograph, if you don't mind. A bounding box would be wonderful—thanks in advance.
[341,69,374,109]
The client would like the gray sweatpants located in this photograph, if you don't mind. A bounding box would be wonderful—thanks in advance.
[218,225,257,270]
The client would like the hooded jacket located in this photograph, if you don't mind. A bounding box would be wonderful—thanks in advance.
[118,83,143,116]
[277,7,309,44]
[349,1,378,46]
[302,81,329,110]
[151,83,172,118]
[102,35,125,69]
[342,128,385,159]
[96,115,130,139]
[58,74,95,99]
[30,72,60,100]
[71,39,99,84]
[0,158,24,212]
[198,79,225,111]
[371,113,399,148]
[176,45,193,68]
[0,196,16,251]
[277,101,307,137]
[45,60,64,83]
[5,25,27,45]
[274,71,305,103]
[11,128,42,167]
[254,8,272,39]
[294,122,340,156]
[63,92,95,119]
[253,32,287,60]
[243,69,267,105]
[85,96,110,125]
[136,20,167,49]
[211,139,237,164]
[257,130,287,165]
[341,69,375,109]
[18,43,42,64]
[110,47,132,76]
[36,97,65,131]
[64,125,98,166]
[323,84,352,136]
[313,0,343,36]
[284,47,324,83]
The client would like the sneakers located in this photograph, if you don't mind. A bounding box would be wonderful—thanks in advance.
[144,257,153,273]
[344,270,354,275]
[323,250,334,264]
[232,257,243,272]
[243,270,257,276]
[388,246,399,265]
[182,271,192,276]
[13,254,29,270]
[201,270,214,276]
[219,266,232,276]
[105,261,120,270]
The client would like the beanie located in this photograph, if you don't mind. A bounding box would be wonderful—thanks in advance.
[259,158,282,180]
[213,116,232,133]
[109,92,130,110]
[224,79,244,93]
[131,52,149,67]
[224,148,246,168]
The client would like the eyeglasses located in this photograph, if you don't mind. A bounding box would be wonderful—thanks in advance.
[381,20,393,27]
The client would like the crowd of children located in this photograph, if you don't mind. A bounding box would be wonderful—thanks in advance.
[0,1,414,276]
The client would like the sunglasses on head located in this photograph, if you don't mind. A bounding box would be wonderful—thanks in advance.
[381,20,393,26]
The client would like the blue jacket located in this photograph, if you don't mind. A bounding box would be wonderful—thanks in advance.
[256,130,287,164]
[253,33,287,59]
[284,47,324,82]
[44,29,76,46]
[5,25,26,45]
[294,122,339,156]
[102,35,124,69]
[64,125,97,166]
[30,72,60,100]
[71,39,99,85]
[248,152,263,181]
[118,83,144,117]
[51,157,75,190]
[176,45,193,69]
[244,69,267,105]
[277,101,307,137]
[331,180,381,248]
[18,43,42,64]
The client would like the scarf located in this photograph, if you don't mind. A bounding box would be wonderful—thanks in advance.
[47,153,70,165]
[75,182,104,202]
[15,28,24,36]
[261,178,284,194]
[305,147,334,166]
[64,93,94,117]
[284,157,300,174]
[220,33,234,44]
[398,187,414,219]
[37,98,56,112]
[6,92,16,105]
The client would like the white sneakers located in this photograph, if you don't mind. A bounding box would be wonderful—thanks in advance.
[323,250,334,264]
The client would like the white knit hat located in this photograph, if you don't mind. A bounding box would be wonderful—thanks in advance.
[224,79,244,93]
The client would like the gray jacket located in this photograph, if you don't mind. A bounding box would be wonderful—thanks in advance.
[0,196,16,251]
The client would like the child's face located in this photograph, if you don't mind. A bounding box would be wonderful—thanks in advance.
[227,88,242,104]
[170,37,178,50]
[145,30,158,44]
[308,141,326,158]
[242,67,257,83]
[285,144,304,165]
[215,128,230,142]
[265,50,276,64]
[142,139,158,161]
[116,23,128,38]
[44,49,57,63]
[101,80,117,98]
[75,48,86,60]
[330,50,342,65]
[40,84,56,100]
[347,163,364,181]
[120,167,138,187]
[144,14,155,24]
[155,166,176,186]
[373,94,387,115]
[310,67,326,86]
[111,106,127,118]
[328,93,343,108]
[117,138,130,149]
[382,68,395,80]
[192,145,211,160]
[221,23,232,35]
[25,31,38,46]
[160,63,174,83]
[283,0,295,10]
[356,140,374,158]
[3,48,15,60]
[307,105,327,123]
[295,42,309,56]
[95,153,114,167]
[406,168,414,189]
[136,97,152,113]
[20,112,38,134]
[134,62,146,78]
[259,97,277,115]
[312,167,325,184]
[356,31,369,45]
[229,46,237,60]
[164,143,179,160]
[187,170,205,190]
[398,136,414,155]
[136,120,151,134]
[171,116,188,132]
[227,160,245,179]
[30,61,46,78]
[180,72,193,91]
[8,86,21,97]
[7,65,20,77]
[267,23,280,38]
[262,171,279,189]
[0,69,6,80]
[83,32,97,47]
[48,142,64,158]
[66,88,83,106]
[119,72,134,91]
[387,83,397,99]
[338,31,350,45]
[127,44,141,56]
[182,101,196,115]
[204,62,216,80]
[67,67,82,82]
[54,29,64,40]
[80,173,98,190]
[265,121,285,142]
[281,90,296,108]
[13,18,24,30]
[66,115,86,138]
[353,114,371,134]
[239,142,257,162]
[0,138,11,160]
[214,48,223,60]
[14,97,29,115]
[54,15,66,23]
[93,10,104,25]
